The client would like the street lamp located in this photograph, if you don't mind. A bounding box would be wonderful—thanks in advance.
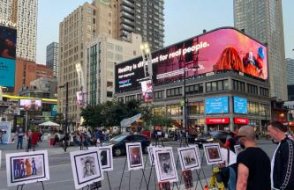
[59,82,68,133]
[182,64,199,143]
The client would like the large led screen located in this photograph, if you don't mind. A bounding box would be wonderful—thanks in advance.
[19,99,42,111]
[115,27,268,93]
[233,96,248,114]
[205,96,229,114]
[0,25,16,88]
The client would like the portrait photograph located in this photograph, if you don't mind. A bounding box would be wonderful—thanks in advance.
[178,146,201,171]
[234,145,243,156]
[154,147,178,183]
[158,181,171,190]
[5,150,50,187]
[98,146,113,171]
[126,142,144,171]
[182,170,193,189]
[203,143,223,165]
[70,150,103,189]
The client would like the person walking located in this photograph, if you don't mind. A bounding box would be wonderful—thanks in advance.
[267,121,294,190]
[236,125,271,190]
[26,130,32,152]
[16,125,24,149]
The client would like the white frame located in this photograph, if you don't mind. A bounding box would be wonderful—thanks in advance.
[126,142,144,171]
[0,150,2,169]
[70,150,104,189]
[5,150,50,187]
[88,146,114,171]
[153,147,178,183]
[178,145,201,171]
[234,145,242,156]
[203,143,223,165]
[147,146,155,166]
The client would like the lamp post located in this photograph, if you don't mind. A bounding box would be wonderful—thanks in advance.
[59,82,68,133]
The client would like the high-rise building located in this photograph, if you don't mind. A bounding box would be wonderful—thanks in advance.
[46,42,59,77]
[85,33,142,105]
[58,1,114,123]
[0,0,38,61]
[113,0,164,51]
[234,0,287,100]
[286,58,294,100]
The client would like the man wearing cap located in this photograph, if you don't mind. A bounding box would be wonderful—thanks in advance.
[267,121,294,190]
[236,125,271,190]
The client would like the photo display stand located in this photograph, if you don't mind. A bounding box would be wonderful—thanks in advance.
[16,181,45,190]
[118,142,148,190]
[88,145,114,190]
[176,135,209,190]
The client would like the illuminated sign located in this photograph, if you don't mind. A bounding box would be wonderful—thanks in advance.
[206,118,230,124]
[0,57,15,87]
[205,96,229,114]
[19,99,42,111]
[115,27,268,93]
[233,96,248,114]
[234,117,249,125]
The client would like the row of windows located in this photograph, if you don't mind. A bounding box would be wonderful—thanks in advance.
[233,80,269,97]
[206,80,229,92]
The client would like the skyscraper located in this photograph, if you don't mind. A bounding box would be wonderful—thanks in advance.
[0,0,38,61]
[113,0,165,51]
[46,42,59,77]
[234,0,287,100]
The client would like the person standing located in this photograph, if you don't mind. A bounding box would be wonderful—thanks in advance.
[16,125,24,149]
[267,121,294,190]
[236,125,271,190]
[26,130,32,152]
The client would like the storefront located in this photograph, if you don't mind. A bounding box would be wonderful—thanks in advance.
[205,117,230,131]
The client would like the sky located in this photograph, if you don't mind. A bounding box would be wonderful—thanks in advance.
[36,0,294,64]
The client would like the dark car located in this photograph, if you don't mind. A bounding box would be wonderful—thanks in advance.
[194,131,232,148]
[109,134,151,157]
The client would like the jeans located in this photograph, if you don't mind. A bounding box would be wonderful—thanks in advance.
[17,136,23,149]
[228,166,237,190]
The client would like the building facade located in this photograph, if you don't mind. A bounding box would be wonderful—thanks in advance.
[115,28,271,132]
[46,42,59,77]
[0,0,38,61]
[113,0,164,51]
[233,0,287,101]
[85,33,142,105]
[286,58,294,101]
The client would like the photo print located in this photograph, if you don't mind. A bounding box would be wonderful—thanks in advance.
[70,150,103,189]
[5,150,50,187]
[234,145,243,156]
[182,170,193,189]
[203,143,223,165]
[126,142,144,171]
[158,181,171,190]
[88,146,114,171]
[178,146,201,171]
[154,147,178,183]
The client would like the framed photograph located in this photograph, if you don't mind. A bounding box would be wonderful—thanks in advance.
[178,145,201,171]
[126,142,144,171]
[234,145,243,156]
[182,170,193,189]
[5,150,50,187]
[88,146,114,171]
[70,150,104,189]
[154,147,178,183]
[203,143,223,165]
[158,181,171,190]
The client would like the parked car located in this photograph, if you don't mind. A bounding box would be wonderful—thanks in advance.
[194,131,232,148]
[109,134,151,157]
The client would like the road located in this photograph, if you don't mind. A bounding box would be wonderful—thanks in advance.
[0,139,276,190]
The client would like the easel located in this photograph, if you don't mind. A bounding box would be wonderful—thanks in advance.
[175,135,208,190]
[118,149,148,190]
[16,181,45,190]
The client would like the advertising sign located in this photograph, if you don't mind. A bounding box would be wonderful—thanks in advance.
[205,96,229,114]
[19,99,42,111]
[233,96,248,114]
[0,26,16,88]
[115,27,268,93]
[141,80,153,102]
[234,117,249,125]
[205,118,230,124]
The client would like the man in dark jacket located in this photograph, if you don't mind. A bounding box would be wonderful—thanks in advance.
[267,121,294,190]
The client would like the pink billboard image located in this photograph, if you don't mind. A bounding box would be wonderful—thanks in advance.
[153,28,268,84]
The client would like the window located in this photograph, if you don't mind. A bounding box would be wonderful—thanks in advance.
[154,90,164,100]
[185,84,203,94]
[188,102,204,115]
[166,87,182,97]
[107,91,113,97]
[206,80,229,92]
[233,80,245,92]
[167,104,182,116]
[260,87,269,97]
[247,84,258,95]
[107,81,113,87]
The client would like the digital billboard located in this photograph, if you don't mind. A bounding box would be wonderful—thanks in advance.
[0,25,16,88]
[19,99,42,111]
[115,27,268,93]
[233,96,248,114]
[205,96,229,114]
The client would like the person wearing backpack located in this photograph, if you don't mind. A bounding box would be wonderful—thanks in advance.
[267,121,294,190]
